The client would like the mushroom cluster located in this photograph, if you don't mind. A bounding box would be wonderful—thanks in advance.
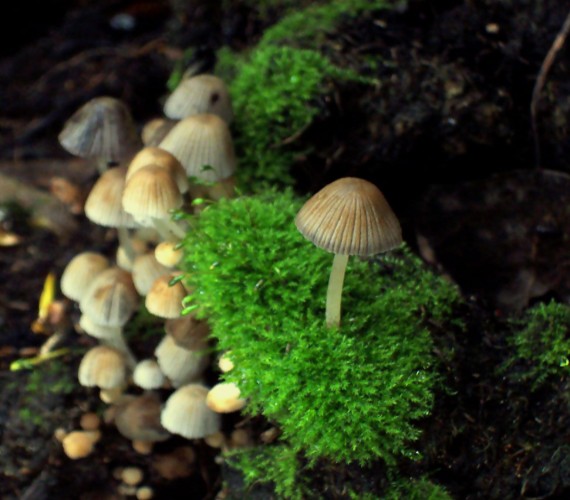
[57,74,248,461]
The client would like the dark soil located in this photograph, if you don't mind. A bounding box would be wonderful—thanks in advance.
[1,0,570,499]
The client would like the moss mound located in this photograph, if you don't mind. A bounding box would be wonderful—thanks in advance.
[180,190,460,464]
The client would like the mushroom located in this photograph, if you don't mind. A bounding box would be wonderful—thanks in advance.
[78,345,128,390]
[122,164,187,240]
[163,74,233,124]
[206,382,246,413]
[58,96,141,173]
[295,177,402,328]
[145,273,187,319]
[159,114,236,200]
[133,359,166,390]
[154,334,209,387]
[61,252,110,302]
[161,384,221,439]
[84,166,139,264]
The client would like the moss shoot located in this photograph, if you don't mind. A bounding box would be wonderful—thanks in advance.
[225,45,364,191]
[505,301,570,390]
[180,190,460,465]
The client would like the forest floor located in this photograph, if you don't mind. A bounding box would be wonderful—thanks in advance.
[1,0,570,499]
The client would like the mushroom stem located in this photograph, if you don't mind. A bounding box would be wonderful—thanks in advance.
[153,218,187,241]
[117,227,136,264]
[96,158,108,175]
[325,253,349,328]
[102,329,137,369]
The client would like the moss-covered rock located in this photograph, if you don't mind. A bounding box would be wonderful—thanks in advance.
[180,190,460,466]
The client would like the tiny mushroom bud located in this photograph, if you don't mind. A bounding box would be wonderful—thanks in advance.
[295,178,402,328]
[206,382,246,413]
[62,430,101,460]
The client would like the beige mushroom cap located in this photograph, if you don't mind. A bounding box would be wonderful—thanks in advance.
[58,96,140,164]
[161,384,221,439]
[132,253,171,296]
[164,314,210,351]
[79,267,139,327]
[78,345,127,389]
[145,274,186,319]
[133,359,166,390]
[206,382,246,413]
[154,241,183,268]
[61,252,110,302]
[126,147,189,194]
[122,165,183,225]
[85,166,137,228]
[114,392,170,443]
[154,334,209,387]
[62,430,101,460]
[159,114,236,182]
[164,74,233,124]
[295,177,402,256]
[142,118,177,147]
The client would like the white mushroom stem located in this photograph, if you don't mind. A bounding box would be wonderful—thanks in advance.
[153,218,187,241]
[96,158,108,175]
[117,227,136,263]
[101,329,137,369]
[326,253,349,328]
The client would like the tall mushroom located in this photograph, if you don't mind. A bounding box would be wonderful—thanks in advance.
[295,177,402,328]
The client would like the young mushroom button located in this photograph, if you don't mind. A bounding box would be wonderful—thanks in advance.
[295,177,402,328]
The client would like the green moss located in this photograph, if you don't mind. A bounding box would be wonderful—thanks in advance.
[18,359,76,428]
[226,45,365,191]
[227,443,308,499]
[505,301,570,390]
[384,476,452,500]
[259,0,390,48]
[180,190,460,465]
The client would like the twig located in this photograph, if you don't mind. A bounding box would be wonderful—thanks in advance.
[530,10,570,169]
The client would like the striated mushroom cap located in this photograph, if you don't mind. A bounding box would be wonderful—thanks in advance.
[159,114,236,182]
[59,96,140,164]
[295,177,402,256]
[161,384,220,439]
[164,74,233,124]
[78,345,127,389]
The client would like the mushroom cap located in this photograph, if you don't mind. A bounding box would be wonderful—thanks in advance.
[295,177,402,256]
[122,165,183,225]
[141,118,177,147]
[126,147,189,194]
[58,96,140,163]
[159,114,236,182]
[78,345,127,389]
[132,252,171,296]
[133,359,166,390]
[79,267,139,327]
[161,384,221,439]
[145,274,186,319]
[114,392,170,442]
[62,430,101,460]
[154,334,209,387]
[164,74,233,124]
[154,241,183,268]
[206,382,246,413]
[85,166,137,228]
[164,314,210,351]
[61,252,110,302]
[79,313,123,341]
